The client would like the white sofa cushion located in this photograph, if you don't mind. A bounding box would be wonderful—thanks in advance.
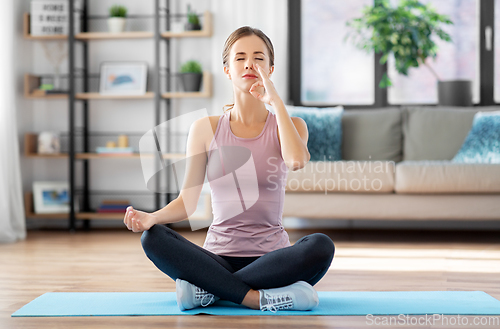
[283,193,500,220]
[285,161,395,193]
[395,160,500,193]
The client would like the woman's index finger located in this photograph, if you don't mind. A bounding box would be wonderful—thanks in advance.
[254,63,267,79]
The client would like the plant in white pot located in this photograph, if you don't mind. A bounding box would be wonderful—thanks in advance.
[179,60,203,92]
[108,5,127,33]
[345,0,471,106]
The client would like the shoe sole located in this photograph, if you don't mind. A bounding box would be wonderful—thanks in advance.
[291,281,319,309]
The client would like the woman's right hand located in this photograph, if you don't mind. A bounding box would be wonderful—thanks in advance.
[123,206,157,233]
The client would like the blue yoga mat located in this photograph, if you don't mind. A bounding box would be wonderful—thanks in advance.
[12,291,500,317]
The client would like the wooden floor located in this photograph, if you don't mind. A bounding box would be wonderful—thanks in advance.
[1,227,500,328]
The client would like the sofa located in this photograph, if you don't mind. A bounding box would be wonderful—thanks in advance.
[282,106,500,221]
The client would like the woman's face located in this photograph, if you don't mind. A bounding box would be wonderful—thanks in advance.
[224,34,274,93]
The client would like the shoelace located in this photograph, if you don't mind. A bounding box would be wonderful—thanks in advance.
[195,286,216,307]
[261,292,294,313]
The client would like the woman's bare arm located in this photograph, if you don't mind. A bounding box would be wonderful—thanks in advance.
[150,117,212,225]
[124,116,213,231]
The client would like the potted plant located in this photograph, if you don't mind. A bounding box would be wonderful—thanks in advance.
[108,5,127,33]
[185,4,201,31]
[179,60,203,92]
[345,0,471,106]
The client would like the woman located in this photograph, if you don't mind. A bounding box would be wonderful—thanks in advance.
[123,26,335,313]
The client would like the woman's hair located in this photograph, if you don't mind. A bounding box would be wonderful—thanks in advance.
[222,26,275,113]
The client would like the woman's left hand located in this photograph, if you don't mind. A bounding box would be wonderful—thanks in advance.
[249,63,280,106]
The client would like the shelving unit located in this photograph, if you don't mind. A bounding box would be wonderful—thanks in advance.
[25,73,211,100]
[23,1,212,230]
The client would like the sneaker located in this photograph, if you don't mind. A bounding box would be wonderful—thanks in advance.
[259,281,319,313]
[176,278,221,311]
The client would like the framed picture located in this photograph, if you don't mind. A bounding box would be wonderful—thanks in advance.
[99,62,148,95]
[33,181,70,214]
[37,131,61,154]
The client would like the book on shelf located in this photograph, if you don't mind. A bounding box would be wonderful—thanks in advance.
[95,147,134,154]
[97,209,128,213]
[101,199,130,205]
[97,199,131,213]
[99,204,129,210]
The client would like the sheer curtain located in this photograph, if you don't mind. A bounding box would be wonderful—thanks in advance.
[0,0,26,243]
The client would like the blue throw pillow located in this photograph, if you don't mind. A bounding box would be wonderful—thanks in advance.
[287,105,344,161]
[452,111,500,163]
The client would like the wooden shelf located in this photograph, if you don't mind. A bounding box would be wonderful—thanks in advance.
[162,71,212,98]
[25,69,211,100]
[24,192,68,219]
[25,193,210,221]
[23,133,66,158]
[25,191,147,220]
[24,13,152,40]
[24,74,68,99]
[76,212,126,220]
[75,92,155,100]
[25,76,156,100]
[24,134,186,159]
[24,11,212,40]
[77,153,186,159]
[161,11,212,38]
[25,191,211,220]
[75,32,154,40]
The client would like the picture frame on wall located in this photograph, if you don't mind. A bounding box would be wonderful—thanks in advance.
[33,181,70,214]
[99,62,148,96]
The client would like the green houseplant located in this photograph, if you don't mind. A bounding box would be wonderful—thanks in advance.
[345,0,471,105]
[179,60,203,92]
[185,4,201,31]
[108,5,128,33]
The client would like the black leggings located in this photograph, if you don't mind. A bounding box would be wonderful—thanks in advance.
[141,224,335,305]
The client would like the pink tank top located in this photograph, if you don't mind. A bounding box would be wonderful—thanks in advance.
[203,109,292,257]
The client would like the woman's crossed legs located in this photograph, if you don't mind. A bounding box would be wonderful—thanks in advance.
[141,224,335,306]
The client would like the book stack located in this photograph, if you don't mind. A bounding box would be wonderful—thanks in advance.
[97,199,131,213]
[96,147,134,155]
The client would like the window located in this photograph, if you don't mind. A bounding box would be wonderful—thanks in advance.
[301,0,374,105]
[388,0,479,104]
[291,0,496,106]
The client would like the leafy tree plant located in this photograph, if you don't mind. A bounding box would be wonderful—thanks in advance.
[180,60,202,74]
[345,0,453,88]
[109,5,127,18]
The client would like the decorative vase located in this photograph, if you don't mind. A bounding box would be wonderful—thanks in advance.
[179,73,202,92]
[437,80,473,107]
[107,17,126,33]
